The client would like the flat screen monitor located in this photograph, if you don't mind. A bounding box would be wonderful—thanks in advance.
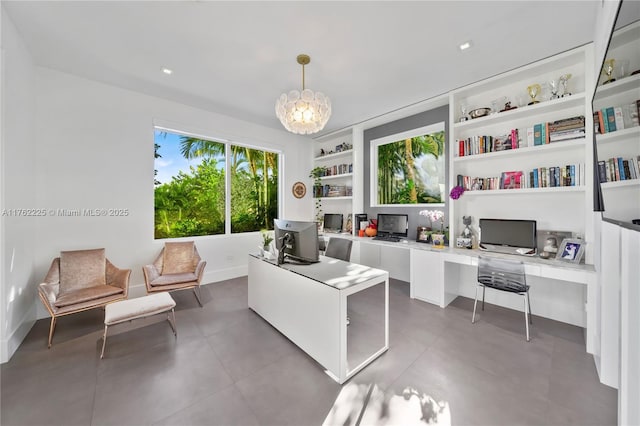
[274,219,319,265]
[376,214,409,238]
[479,219,537,250]
[323,214,343,233]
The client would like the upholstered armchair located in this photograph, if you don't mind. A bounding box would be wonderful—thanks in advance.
[142,241,206,307]
[38,248,130,348]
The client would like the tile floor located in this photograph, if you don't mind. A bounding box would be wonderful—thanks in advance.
[1,277,617,426]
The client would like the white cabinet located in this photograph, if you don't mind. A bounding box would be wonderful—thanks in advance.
[448,46,594,261]
[313,130,355,233]
[410,249,443,306]
[356,241,410,282]
[593,21,640,223]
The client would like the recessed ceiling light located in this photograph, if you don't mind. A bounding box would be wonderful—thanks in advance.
[459,41,472,51]
[161,67,173,75]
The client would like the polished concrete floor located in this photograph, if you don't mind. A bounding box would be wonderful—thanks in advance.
[1,277,616,425]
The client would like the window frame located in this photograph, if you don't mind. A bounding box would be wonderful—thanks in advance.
[153,125,282,240]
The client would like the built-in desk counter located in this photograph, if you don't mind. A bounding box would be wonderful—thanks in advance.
[321,234,597,353]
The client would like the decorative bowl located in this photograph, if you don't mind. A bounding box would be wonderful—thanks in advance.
[468,107,491,119]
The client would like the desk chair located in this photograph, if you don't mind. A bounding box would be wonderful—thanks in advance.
[472,256,532,341]
[325,238,353,262]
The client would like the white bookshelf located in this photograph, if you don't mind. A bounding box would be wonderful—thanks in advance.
[593,20,640,223]
[448,45,594,258]
[313,130,355,233]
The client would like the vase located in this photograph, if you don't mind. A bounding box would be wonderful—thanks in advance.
[431,233,445,248]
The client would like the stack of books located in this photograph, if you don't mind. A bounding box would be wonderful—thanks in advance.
[531,116,585,145]
[547,116,586,142]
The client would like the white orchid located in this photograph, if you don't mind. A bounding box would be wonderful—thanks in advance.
[419,210,444,229]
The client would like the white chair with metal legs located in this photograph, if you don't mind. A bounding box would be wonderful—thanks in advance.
[471,256,532,341]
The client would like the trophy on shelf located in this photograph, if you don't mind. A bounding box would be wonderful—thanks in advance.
[602,59,616,84]
[459,103,470,122]
[548,78,560,100]
[559,73,572,97]
[526,83,542,105]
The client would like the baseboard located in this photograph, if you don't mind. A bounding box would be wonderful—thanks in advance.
[1,302,37,363]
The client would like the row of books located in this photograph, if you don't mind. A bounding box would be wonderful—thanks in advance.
[456,115,585,158]
[594,101,640,134]
[597,156,640,183]
[313,185,353,198]
[317,163,352,177]
[457,130,520,156]
[456,163,585,191]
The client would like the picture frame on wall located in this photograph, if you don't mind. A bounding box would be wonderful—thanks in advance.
[556,238,586,264]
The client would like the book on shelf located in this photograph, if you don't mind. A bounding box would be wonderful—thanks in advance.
[596,100,640,134]
[607,107,617,132]
[614,107,625,131]
[599,156,640,182]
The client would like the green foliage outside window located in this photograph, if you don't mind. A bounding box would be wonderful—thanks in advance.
[154,131,278,239]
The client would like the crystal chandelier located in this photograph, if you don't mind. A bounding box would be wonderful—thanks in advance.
[275,54,332,135]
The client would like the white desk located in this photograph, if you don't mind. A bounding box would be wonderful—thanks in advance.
[247,254,389,384]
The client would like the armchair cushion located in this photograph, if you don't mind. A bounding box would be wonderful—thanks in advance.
[163,242,195,274]
[59,248,106,295]
[54,284,124,308]
[150,272,198,287]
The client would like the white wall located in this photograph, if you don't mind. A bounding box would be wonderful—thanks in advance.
[32,67,313,314]
[0,8,38,362]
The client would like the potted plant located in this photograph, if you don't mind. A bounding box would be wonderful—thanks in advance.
[309,166,325,223]
[260,230,274,252]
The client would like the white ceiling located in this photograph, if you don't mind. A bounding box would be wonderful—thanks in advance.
[3,1,600,137]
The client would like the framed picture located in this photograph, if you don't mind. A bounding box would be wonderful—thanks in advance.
[556,238,586,263]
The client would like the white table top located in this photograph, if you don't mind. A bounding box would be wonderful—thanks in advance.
[250,254,388,290]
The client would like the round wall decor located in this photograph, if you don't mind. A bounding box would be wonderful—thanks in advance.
[292,182,306,198]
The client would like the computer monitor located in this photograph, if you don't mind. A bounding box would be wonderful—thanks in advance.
[376,214,409,238]
[479,219,537,251]
[274,219,320,265]
[323,214,343,233]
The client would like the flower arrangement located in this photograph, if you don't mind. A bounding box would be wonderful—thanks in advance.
[419,209,445,231]
[449,185,465,200]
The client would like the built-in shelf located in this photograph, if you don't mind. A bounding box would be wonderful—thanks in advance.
[601,179,640,190]
[596,126,640,145]
[453,138,586,163]
[461,186,586,196]
[319,173,353,181]
[315,196,353,201]
[453,93,586,132]
[594,74,640,99]
[313,149,353,162]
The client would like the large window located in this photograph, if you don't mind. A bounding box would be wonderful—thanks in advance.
[370,123,445,206]
[154,129,279,239]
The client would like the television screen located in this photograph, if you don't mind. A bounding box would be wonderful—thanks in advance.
[479,219,537,249]
[274,219,319,265]
[323,214,343,233]
[376,214,409,237]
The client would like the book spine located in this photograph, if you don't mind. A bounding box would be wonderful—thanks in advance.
[533,168,539,188]
[606,107,617,132]
[602,109,610,133]
[534,124,542,145]
[526,127,534,147]
[544,122,549,144]
[511,129,517,149]
[623,160,631,180]
[618,157,626,180]
[614,106,625,131]
[598,161,606,183]
[458,140,464,157]
[570,165,575,186]
[605,160,611,182]
[598,110,605,134]
[613,158,620,181]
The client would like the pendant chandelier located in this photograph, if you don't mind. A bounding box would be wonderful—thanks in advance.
[275,54,332,135]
